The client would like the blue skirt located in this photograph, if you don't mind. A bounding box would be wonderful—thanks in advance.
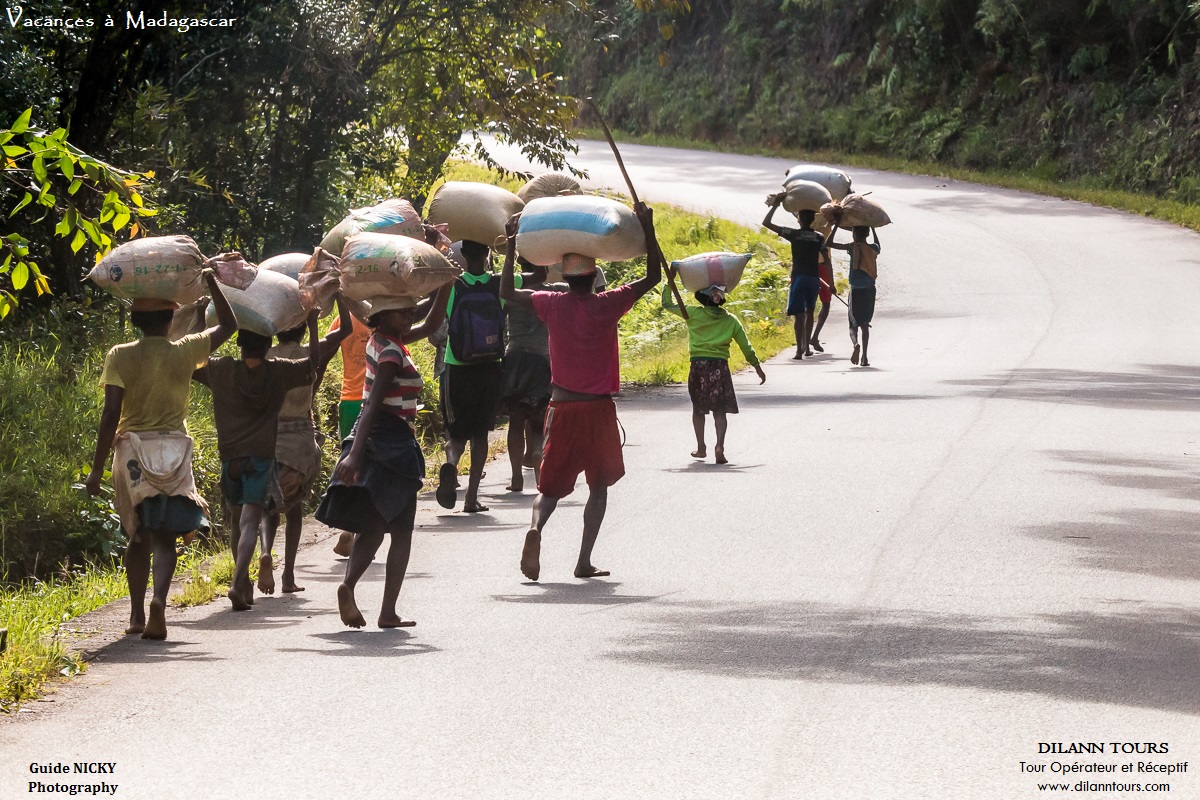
[315,413,424,534]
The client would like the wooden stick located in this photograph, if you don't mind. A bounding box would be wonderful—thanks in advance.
[819,277,849,307]
[585,97,688,319]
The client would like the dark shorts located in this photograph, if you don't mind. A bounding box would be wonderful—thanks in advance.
[818,261,833,305]
[849,286,877,328]
[499,350,552,414]
[221,457,281,508]
[339,400,363,441]
[537,398,624,499]
[688,358,738,415]
[440,361,504,440]
[787,274,820,315]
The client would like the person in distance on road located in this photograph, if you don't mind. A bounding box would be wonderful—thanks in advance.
[662,282,765,464]
[500,205,662,582]
[825,225,881,367]
[763,195,827,359]
[86,270,237,640]
[193,309,320,611]
[812,246,837,353]
[316,284,452,629]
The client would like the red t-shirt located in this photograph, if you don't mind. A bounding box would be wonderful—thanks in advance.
[531,284,639,395]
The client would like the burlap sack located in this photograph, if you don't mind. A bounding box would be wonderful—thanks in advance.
[821,193,892,228]
[205,268,307,337]
[87,236,206,304]
[207,252,257,290]
[785,165,853,201]
[296,248,341,316]
[339,232,461,303]
[425,182,524,247]
[517,173,582,202]
[515,195,647,267]
[782,179,833,213]
[320,199,424,255]
[671,252,752,293]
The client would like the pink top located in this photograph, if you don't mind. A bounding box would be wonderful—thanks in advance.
[531,284,640,395]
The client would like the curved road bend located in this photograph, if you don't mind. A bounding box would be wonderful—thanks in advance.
[3,139,1199,799]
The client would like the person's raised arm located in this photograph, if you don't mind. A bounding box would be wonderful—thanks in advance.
[201,270,237,351]
[762,195,788,235]
[333,360,399,486]
[872,228,881,251]
[628,202,663,300]
[85,385,124,496]
[825,225,850,252]
[661,282,684,318]
[316,295,353,370]
[404,282,454,344]
[499,213,535,308]
[305,309,320,375]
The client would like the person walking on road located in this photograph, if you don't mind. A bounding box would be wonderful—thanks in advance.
[763,195,826,359]
[194,311,320,610]
[826,225,881,367]
[316,285,452,629]
[436,240,506,513]
[662,283,766,464]
[86,270,237,640]
[812,248,836,353]
[499,205,662,582]
[326,310,370,558]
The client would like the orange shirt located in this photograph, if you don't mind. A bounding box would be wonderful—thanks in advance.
[330,315,371,401]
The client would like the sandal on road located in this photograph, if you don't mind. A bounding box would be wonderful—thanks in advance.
[436,463,458,509]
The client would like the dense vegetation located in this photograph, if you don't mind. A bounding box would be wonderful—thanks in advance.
[564,1,1200,202]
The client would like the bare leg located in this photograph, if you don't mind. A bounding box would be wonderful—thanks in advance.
[339,529,384,628]
[227,502,241,559]
[228,503,263,610]
[575,485,610,578]
[143,531,177,640]
[378,504,416,628]
[691,410,707,458]
[507,408,528,491]
[522,494,560,581]
[714,412,729,464]
[803,310,815,356]
[463,434,489,512]
[812,300,830,350]
[124,535,151,635]
[281,510,304,592]
[860,324,871,367]
[529,408,547,485]
[438,437,465,508]
[792,316,804,359]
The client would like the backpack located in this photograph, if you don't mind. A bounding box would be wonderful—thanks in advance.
[447,276,505,363]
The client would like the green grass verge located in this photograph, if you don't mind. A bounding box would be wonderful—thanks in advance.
[574,127,1200,234]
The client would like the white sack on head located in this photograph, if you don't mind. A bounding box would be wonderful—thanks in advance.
[258,253,312,281]
[782,179,833,213]
[339,232,461,303]
[515,195,646,266]
[517,173,582,202]
[205,268,307,337]
[320,199,423,255]
[87,236,206,304]
[785,164,853,201]
[671,252,752,293]
[425,182,524,247]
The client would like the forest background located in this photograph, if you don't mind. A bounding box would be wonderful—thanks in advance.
[1,0,1198,582]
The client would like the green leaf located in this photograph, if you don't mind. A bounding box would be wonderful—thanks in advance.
[70,229,87,253]
[9,192,32,217]
[55,215,71,236]
[3,145,27,157]
[112,208,131,232]
[11,108,32,134]
[31,156,47,183]
[58,156,75,181]
[67,179,82,195]
[11,261,28,290]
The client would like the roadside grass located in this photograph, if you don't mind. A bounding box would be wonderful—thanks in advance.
[575,127,1200,235]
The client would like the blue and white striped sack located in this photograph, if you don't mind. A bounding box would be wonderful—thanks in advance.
[516,195,647,267]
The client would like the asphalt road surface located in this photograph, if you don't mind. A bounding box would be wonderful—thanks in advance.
[4,138,1200,799]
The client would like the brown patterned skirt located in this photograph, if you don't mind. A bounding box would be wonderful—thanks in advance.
[688,358,739,414]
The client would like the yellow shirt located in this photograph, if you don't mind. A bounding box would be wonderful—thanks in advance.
[99,333,211,433]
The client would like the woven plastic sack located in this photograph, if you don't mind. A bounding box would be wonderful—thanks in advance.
[517,173,582,202]
[295,248,341,316]
[671,252,752,293]
[205,268,307,337]
[320,199,423,255]
[785,164,853,201]
[516,195,647,267]
[207,252,257,290]
[339,232,461,303]
[820,193,891,228]
[782,179,833,213]
[425,182,524,247]
[258,253,311,281]
[87,236,206,304]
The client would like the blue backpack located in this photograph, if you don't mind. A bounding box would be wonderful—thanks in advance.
[448,276,505,363]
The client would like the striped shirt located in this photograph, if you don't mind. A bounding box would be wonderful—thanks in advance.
[364,332,423,420]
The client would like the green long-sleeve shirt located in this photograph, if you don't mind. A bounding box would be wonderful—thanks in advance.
[662,285,760,365]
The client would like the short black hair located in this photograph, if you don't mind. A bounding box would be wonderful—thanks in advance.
[694,291,721,307]
[130,309,173,334]
[237,330,272,354]
[564,273,595,292]
[853,225,870,237]
[460,240,490,260]
[276,324,306,344]
[798,209,817,225]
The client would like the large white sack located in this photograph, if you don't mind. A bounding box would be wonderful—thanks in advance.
[516,195,647,267]
[820,193,892,228]
[258,252,311,281]
[785,164,853,201]
[320,199,423,255]
[782,179,832,213]
[205,268,307,337]
[671,252,752,293]
[339,232,461,303]
[425,182,524,247]
[87,236,206,304]
[517,172,582,202]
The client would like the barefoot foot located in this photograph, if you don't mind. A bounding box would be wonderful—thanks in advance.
[332,531,354,558]
[506,478,524,492]
[715,447,728,465]
[851,344,861,365]
[126,612,146,636]
[811,339,824,353]
[337,583,366,629]
[378,613,417,629]
[574,565,611,578]
[860,357,870,367]
[521,529,541,582]
[792,351,804,360]
[690,448,707,459]
[257,553,275,595]
[141,598,167,640]
[281,579,305,593]
[228,587,251,612]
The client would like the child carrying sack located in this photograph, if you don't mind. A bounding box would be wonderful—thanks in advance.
[820,193,892,228]
[785,165,853,201]
[672,252,752,293]
[320,199,424,255]
[425,182,524,247]
[447,277,504,363]
[517,172,582,202]
[782,179,833,213]
[339,232,461,303]
[205,268,308,337]
[515,195,646,266]
[258,252,312,281]
[87,235,207,304]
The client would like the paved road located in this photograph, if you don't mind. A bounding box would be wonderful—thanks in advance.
[4,140,1200,799]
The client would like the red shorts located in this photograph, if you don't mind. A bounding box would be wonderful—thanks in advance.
[537,398,624,499]
[818,259,833,305]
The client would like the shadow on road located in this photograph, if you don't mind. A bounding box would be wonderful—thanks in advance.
[89,639,220,664]
[278,629,439,658]
[945,364,1200,411]
[492,580,659,606]
[609,601,1200,715]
